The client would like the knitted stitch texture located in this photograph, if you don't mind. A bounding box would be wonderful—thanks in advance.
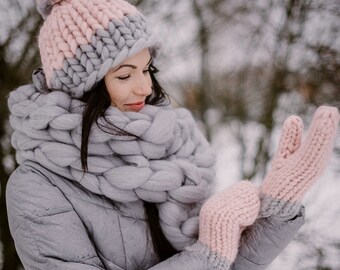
[188,181,260,269]
[259,106,339,219]
[8,70,216,250]
[36,0,160,97]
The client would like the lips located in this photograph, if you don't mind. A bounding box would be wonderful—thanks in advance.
[125,101,145,111]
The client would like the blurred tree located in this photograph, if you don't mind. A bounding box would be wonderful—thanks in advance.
[0,1,42,269]
[0,0,339,269]
[183,0,339,179]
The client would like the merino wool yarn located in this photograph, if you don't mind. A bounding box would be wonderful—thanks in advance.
[259,106,339,219]
[36,0,160,98]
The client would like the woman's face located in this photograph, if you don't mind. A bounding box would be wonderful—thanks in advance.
[104,48,153,112]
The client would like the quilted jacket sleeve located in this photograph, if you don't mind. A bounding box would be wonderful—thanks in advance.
[149,247,215,270]
[230,208,305,270]
[149,210,304,270]
[6,165,106,270]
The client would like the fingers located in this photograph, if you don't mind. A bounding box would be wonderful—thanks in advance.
[311,105,339,129]
[285,106,340,198]
[200,181,260,229]
[199,181,260,262]
[262,106,339,203]
[271,115,303,170]
[296,106,339,172]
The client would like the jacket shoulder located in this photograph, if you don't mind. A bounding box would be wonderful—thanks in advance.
[6,161,73,228]
[6,161,106,269]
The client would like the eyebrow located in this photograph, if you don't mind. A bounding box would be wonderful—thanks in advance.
[113,57,152,72]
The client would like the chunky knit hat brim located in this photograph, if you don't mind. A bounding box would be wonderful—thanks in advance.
[37,0,160,98]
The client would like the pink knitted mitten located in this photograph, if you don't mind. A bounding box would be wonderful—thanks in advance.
[259,106,339,219]
[189,181,260,269]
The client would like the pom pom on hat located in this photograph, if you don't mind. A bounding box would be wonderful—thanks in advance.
[36,0,65,19]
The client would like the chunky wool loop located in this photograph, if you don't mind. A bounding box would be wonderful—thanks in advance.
[8,72,216,250]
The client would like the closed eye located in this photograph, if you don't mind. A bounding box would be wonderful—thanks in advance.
[117,75,131,80]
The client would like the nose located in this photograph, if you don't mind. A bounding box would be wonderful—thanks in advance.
[134,74,152,96]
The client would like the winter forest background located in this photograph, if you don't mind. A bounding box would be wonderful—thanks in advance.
[0,0,339,269]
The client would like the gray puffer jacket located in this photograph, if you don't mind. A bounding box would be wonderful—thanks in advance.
[6,161,304,270]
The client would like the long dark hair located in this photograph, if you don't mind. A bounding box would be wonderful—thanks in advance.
[80,63,178,261]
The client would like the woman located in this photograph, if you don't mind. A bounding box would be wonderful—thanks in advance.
[6,0,339,269]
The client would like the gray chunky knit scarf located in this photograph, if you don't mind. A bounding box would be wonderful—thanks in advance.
[8,71,215,250]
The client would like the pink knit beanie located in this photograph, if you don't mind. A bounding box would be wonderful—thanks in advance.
[35,0,160,98]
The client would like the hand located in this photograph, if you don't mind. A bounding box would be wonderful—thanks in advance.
[259,106,339,219]
[189,181,260,269]
[231,207,305,270]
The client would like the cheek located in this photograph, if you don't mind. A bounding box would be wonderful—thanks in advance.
[105,79,124,105]
[146,73,152,85]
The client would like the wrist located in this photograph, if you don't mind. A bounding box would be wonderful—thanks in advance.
[187,241,232,270]
[259,194,302,220]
